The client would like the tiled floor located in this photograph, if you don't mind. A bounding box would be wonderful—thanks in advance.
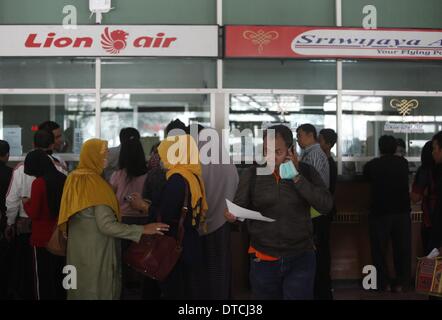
[333,288,427,300]
[232,282,429,300]
[332,281,428,300]
[125,280,430,300]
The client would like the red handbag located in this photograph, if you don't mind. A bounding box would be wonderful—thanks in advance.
[123,183,189,282]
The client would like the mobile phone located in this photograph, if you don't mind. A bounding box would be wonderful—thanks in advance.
[124,195,133,202]
[288,144,295,154]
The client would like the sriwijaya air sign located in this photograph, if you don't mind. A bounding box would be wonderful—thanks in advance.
[225,26,442,60]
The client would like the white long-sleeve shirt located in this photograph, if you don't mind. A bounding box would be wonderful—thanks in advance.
[5,155,67,225]
[5,163,34,225]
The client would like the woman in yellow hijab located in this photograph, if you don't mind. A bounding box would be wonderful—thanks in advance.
[147,134,208,299]
[157,134,208,229]
[59,139,168,300]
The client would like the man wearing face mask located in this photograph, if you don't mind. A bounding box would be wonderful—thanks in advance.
[225,125,333,300]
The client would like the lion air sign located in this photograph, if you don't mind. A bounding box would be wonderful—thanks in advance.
[0,25,218,57]
[225,26,442,60]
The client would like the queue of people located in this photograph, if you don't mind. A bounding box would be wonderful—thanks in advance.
[0,118,440,300]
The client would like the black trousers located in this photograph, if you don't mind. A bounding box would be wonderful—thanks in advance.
[9,233,34,300]
[421,225,432,256]
[201,223,232,300]
[368,214,411,289]
[313,215,333,300]
[32,247,66,300]
[160,257,206,300]
[0,237,15,299]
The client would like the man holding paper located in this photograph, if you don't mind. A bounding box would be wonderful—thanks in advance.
[225,125,333,300]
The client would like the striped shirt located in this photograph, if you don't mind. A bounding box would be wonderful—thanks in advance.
[300,143,330,189]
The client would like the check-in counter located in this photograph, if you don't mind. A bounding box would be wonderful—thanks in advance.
[330,176,423,280]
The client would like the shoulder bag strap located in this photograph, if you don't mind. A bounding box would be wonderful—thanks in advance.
[176,181,190,247]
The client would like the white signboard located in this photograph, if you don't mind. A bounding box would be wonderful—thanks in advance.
[3,126,22,156]
[0,25,218,57]
[292,29,442,59]
[384,122,424,133]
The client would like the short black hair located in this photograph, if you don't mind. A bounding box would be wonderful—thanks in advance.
[119,127,140,144]
[396,138,406,149]
[264,125,294,148]
[165,119,187,136]
[319,129,337,148]
[433,131,442,150]
[378,135,397,155]
[296,124,317,140]
[34,130,55,149]
[0,140,10,157]
[38,121,60,133]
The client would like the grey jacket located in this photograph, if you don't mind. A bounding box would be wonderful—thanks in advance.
[233,162,333,258]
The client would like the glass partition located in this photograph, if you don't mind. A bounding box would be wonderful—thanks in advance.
[101,94,210,148]
[229,93,337,162]
[0,58,95,88]
[339,96,442,175]
[0,94,95,155]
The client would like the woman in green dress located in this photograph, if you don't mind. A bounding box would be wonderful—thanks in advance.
[58,138,169,300]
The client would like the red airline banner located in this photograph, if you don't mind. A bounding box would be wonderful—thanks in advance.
[225,26,442,60]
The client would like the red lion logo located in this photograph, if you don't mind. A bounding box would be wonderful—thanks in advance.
[101,27,129,54]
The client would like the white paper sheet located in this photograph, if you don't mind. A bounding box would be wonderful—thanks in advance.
[427,248,440,259]
[3,126,22,156]
[226,199,275,222]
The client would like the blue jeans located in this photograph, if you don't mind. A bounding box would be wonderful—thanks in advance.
[249,250,316,300]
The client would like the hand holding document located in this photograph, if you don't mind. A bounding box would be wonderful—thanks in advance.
[225,199,275,222]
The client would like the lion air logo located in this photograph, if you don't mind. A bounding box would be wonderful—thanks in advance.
[243,29,279,53]
[101,27,129,55]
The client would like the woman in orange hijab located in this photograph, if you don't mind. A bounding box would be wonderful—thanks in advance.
[58,139,169,300]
